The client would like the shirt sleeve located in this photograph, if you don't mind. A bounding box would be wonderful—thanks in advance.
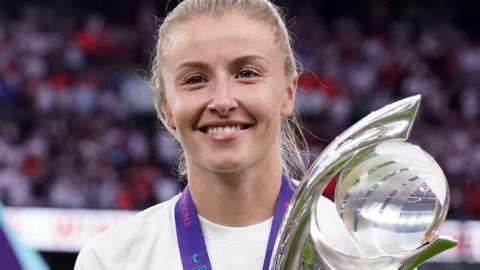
[74,245,106,270]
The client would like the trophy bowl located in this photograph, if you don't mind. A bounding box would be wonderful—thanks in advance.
[335,141,449,256]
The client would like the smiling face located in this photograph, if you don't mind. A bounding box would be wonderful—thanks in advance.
[160,12,297,176]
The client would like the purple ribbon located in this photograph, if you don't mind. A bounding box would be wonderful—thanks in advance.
[0,223,22,270]
[175,175,295,270]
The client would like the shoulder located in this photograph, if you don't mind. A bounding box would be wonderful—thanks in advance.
[75,194,181,270]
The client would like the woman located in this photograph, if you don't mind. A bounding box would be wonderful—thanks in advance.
[75,0,308,269]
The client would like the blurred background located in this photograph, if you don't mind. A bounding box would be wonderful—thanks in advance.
[0,0,478,269]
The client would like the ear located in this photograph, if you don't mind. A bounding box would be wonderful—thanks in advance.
[161,101,176,130]
[281,72,298,118]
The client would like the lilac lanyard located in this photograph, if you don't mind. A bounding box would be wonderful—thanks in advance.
[174,175,295,270]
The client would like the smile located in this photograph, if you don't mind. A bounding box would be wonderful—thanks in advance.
[198,123,252,135]
[206,125,241,135]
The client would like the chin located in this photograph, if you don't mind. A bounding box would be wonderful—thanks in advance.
[209,162,244,173]
[204,157,248,173]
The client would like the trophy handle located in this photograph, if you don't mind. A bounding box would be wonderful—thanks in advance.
[270,95,432,269]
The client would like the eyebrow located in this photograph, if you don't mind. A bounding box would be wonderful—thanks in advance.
[229,55,271,69]
[175,61,210,74]
[175,55,271,74]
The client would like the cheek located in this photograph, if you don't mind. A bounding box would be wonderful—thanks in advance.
[162,91,187,132]
[248,95,285,132]
[170,101,192,131]
[251,87,287,118]
[168,92,206,132]
[169,104,193,150]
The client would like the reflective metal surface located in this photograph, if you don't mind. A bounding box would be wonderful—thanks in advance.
[335,142,448,257]
[270,95,455,270]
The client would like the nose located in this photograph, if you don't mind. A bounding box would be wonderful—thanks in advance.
[207,80,238,116]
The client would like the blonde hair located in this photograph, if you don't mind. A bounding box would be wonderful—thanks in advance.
[151,0,307,179]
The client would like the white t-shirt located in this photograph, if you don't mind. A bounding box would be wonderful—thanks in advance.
[74,194,273,270]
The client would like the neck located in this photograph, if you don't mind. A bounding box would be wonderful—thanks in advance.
[186,160,283,227]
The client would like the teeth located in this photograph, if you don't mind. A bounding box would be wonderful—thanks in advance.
[206,125,242,135]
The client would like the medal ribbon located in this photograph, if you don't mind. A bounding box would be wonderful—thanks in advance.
[174,175,295,270]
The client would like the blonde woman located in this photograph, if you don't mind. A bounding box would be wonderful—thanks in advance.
[75,0,310,269]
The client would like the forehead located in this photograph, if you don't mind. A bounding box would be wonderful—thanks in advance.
[162,12,282,67]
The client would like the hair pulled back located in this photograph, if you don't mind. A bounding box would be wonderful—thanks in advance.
[150,0,307,179]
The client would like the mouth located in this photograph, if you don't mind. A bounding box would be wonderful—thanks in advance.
[198,124,252,135]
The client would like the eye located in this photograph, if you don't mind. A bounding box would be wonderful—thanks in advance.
[185,75,206,84]
[235,68,258,79]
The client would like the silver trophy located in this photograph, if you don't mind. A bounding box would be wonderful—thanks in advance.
[270,95,457,270]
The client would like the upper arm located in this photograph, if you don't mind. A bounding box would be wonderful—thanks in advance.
[74,245,106,270]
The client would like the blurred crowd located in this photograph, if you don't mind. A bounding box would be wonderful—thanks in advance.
[0,1,479,219]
